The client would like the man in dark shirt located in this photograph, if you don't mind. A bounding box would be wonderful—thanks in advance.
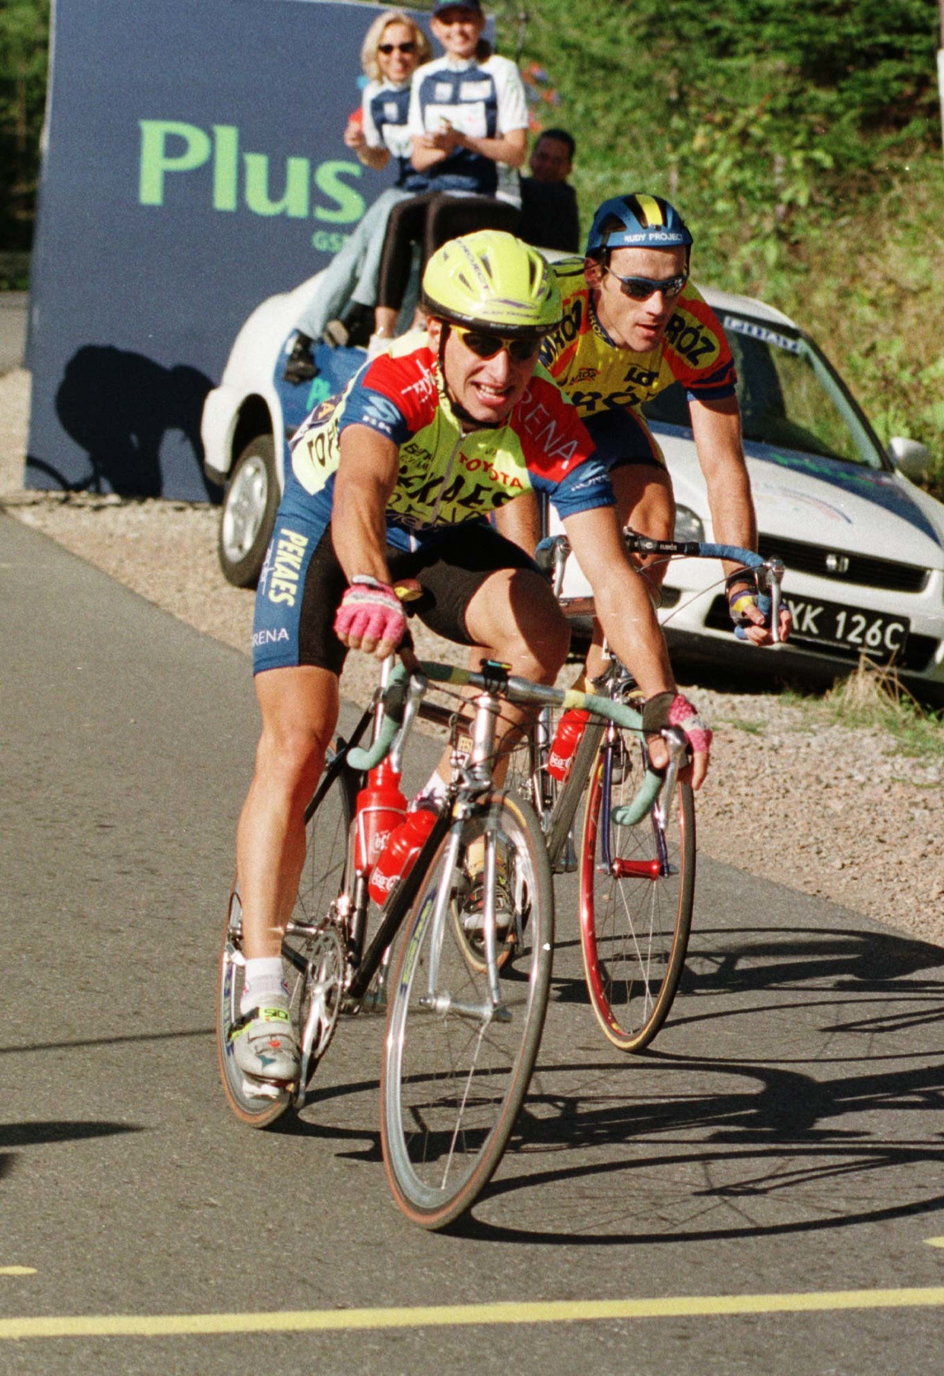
[517,127,580,254]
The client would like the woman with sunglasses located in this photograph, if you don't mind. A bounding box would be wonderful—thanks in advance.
[496,191,790,649]
[230,230,711,1086]
[368,0,528,349]
[283,11,431,383]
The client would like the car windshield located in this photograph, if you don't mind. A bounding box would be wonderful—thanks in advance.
[643,309,888,470]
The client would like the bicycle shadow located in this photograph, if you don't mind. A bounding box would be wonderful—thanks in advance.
[0,1120,144,1191]
[442,1051,944,1243]
[29,344,218,499]
[549,924,944,1035]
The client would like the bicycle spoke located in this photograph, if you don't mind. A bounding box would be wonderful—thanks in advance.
[380,793,553,1228]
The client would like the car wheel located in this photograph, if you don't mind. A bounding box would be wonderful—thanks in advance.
[218,433,279,588]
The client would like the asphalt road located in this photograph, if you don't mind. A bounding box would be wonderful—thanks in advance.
[3,513,944,1375]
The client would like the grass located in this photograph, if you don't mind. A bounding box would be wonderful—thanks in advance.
[821,657,944,760]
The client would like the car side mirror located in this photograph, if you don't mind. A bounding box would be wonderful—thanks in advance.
[888,436,932,482]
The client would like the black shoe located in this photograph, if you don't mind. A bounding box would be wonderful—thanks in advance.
[323,302,374,350]
[283,333,317,384]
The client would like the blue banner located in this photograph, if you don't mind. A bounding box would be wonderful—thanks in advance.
[26,0,423,499]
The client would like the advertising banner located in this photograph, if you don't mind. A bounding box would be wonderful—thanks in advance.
[26,0,420,500]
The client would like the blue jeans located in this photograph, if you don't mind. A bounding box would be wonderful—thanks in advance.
[294,186,414,339]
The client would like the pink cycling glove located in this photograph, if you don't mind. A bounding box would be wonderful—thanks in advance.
[642,691,713,757]
[334,578,407,650]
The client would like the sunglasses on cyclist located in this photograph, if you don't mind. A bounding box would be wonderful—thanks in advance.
[378,41,417,53]
[604,266,688,301]
[451,325,544,362]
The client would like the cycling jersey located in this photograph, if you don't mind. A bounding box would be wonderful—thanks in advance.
[407,53,527,205]
[541,258,738,467]
[361,79,428,193]
[289,327,612,551]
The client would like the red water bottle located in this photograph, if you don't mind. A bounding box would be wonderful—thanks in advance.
[354,760,407,876]
[546,708,590,781]
[368,805,437,908]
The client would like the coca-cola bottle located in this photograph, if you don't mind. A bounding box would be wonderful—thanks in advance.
[546,708,591,782]
[368,805,438,908]
[354,760,407,876]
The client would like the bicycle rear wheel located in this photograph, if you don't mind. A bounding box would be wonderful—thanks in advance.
[579,726,695,1052]
[380,792,553,1229]
[216,751,355,1126]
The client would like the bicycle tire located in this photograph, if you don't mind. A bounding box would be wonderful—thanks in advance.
[579,726,695,1052]
[380,791,554,1229]
[216,750,355,1126]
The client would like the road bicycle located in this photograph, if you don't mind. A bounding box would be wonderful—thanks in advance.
[216,651,682,1228]
[503,531,785,1053]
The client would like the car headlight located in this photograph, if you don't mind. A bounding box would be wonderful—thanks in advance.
[673,505,705,543]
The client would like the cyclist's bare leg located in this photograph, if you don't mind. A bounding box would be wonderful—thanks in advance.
[236,665,340,959]
[432,566,570,787]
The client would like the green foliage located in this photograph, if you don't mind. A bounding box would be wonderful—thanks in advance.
[2,0,942,480]
[492,0,944,490]
[823,657,944,758]
[0,0,49,249]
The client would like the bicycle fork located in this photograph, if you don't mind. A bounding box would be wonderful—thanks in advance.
[420,687,513,1022]
[600,725,686,879]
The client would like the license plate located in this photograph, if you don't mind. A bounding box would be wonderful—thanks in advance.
[785,595,909,659]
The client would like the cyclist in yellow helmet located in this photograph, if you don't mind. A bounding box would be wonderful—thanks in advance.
[229,230,712,1088]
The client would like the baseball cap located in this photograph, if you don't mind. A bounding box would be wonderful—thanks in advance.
[431,1,484,16]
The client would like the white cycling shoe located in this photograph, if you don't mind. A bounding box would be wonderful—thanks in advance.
[231,1003,300,1083]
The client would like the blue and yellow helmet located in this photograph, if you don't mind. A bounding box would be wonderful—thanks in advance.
[586,193,693,256]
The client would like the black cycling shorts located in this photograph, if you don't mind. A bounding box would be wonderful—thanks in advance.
[252,519,540,676]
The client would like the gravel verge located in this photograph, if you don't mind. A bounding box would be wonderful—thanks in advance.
[3,364,942,947]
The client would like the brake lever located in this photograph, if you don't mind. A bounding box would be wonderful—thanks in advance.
[656,725,687,826]
[389,669,428,775]
[760,557,785,645]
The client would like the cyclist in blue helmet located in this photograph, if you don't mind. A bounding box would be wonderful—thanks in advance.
[497,192,791,649]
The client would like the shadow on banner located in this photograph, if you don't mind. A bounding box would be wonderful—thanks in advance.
[38,346,218,499]
[25,1,412,502]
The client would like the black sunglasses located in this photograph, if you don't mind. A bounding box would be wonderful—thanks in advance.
[378,41,417,54]
[604,266,688,301]
[452,326,543,362]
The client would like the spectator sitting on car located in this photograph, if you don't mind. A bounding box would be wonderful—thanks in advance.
[366,0,528,353]
[283,10,431,383]
[517,127,580,254]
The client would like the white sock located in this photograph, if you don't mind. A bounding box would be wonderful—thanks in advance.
[241,957,288,1015]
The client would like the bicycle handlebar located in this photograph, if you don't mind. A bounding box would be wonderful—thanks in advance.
[536,531,785,644]
[346,660,665,825]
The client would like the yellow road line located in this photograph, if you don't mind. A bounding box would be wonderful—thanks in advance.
[3,1288,944,1340]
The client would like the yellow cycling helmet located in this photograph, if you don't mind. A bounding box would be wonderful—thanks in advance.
[422,230,562,339]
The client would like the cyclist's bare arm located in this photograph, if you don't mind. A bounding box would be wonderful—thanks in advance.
[689,397,790,644]
[331,425,400,587]
[559,505,713,784]
[493,490,541,556]
[561,505,674,695]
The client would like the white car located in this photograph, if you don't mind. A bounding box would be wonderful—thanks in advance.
[202,275,943,700]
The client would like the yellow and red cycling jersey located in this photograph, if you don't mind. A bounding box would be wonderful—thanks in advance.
[289,327,612,550]
[540,258,737,467]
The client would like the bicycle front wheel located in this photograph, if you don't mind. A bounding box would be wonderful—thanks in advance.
[579,727,695,1052]
[380,792,553,1229]
[216,751,354,1126]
